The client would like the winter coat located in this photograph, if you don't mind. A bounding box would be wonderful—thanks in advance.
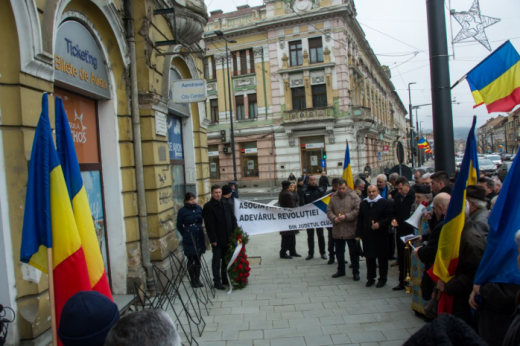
[378,182,394,200]
[202,197,237,248]
[418,216,444,300]
[223,196,235,215]
[319,176,329,189]
[302,184,325,205]
[296,184,306,207]
[469,208,490,238]
[291,191,299,207]
[444,219,486,324]
[393,190,416,237]
[279,189,296,235]
[176,203,206,256]
[326,189,360,240]
[355,199,393,258]
[477,283,520,346]
[503,298,520,346]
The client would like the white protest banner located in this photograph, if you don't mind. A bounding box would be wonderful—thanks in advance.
[234,198,333,236]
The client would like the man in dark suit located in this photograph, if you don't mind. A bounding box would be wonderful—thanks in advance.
[391,177,416,290]
[303,175,326,260]
[202,185,238,290]
[279,181,297,259]
[356,185,393,288]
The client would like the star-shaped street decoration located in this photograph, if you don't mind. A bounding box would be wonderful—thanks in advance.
[452,0,501,51]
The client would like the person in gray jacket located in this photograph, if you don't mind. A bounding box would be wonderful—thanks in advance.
[466,185,490,238]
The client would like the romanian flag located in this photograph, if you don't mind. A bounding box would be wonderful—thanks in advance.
[55,97,113,299]
[428,116,480,313]
[418,138,428,148]
[342,140,354,190]
[466,40,520,112]
[20,94,92,336]
[498,144,504,148]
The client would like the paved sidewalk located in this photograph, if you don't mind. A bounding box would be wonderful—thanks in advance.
[177,231,425,346]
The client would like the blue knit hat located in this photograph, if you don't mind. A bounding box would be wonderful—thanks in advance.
[58,291,120,346]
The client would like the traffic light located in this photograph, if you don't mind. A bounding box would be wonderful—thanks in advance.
[323,152,327,159]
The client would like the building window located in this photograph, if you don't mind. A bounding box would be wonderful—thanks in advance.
[232,49,254,76]
[241,142,259,178]
[236,95,245,120]
[292,87,306,110]
[300,136,325,175]
[208,144,220,179]
[203,57,210,79]
[249,49,255,74]
[240,51,247,75]
[309,37,323,64]
[311,85,327,108]
[210,99,219,123]
[248,93,258,119]
[289,40,303,66]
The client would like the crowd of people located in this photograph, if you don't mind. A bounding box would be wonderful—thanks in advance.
[278,169,520,346]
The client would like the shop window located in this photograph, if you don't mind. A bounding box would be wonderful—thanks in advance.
[289,40,303,66]
[312,85,327,108]
[236,95,245,120]
[248,93,258,119]
[300,136,325,175]
[208,144,220,179]
[292,87,306,110]
[309,37,324,64]
[241,142,259,178]
[203,57,210,80]
[167,115,186,216]
[210,99,219,123]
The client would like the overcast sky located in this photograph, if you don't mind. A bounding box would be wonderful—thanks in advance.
[206,0,520,130]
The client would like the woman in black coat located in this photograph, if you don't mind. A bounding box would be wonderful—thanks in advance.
[177,192,206,288]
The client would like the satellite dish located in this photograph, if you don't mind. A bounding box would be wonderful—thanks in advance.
[397,142,405,164]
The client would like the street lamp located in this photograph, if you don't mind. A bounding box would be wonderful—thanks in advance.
[214,30,238,182]
[408,82,416,168]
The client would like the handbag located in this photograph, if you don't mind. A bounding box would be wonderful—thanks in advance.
[424,287,439,319]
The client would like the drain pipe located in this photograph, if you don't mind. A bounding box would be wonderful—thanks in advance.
[124,0,154,295]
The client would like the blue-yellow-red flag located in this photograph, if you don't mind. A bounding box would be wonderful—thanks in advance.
[55,97,113,300]
[466,40,520,112]
[342,140,354,190]
[20,94,92,338]
[418,138,428,148]
[428,116,480,314]
[474,153,520,286]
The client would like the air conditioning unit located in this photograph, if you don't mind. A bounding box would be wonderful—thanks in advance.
[223,147,231,154]
[220,129,230,143]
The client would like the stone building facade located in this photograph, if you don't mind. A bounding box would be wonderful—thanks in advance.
[0,0,210,344]
[204,0,409,187]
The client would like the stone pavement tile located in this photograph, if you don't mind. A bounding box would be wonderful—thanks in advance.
[380,340,408,346]
[304,335,333,346]
[276,292,303,299]
[337,300,362,308]
[221,330,240,341]
[226,340,253,346]
[302,291,317,298]
[274,305,295,312]
[347,330,386,343]
[239,331,264,340]
[310,296,331,303]
[264,327,298,339]
[391,319,413,329]
[232,307,260,314]
[342,314,377,325]
[375,304,401,313]
[253,339,270,346]
[204,323,219,332]
[197,342,226,346]
[260,306,274,313]
[331,334,352,345]
[382,328,411,341]
[388,310,416,320]
[209,308,232,316]
[197,331,223,341]
[283,297,311,304]
[244,313,267,321]
[371,312,391,322]
[242,300,269,307]
[295,302,325,311]
[346,306,379,315]
[288,317,321,328]
[281,311,304,320]
[249,320,273,331]
[320,325,341,335]
[296,326,324,337]
[272,320,289,329]
[222,301,238,308]
[320,316,349,326]
[407,317,427,328]
[266,312,282,321]
[323,302,340,309]
[217,322,250,331]
[329,295,346,302]
[303,308,337,318]
[270,336,306,346]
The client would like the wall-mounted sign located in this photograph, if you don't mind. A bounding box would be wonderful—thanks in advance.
[301,143,324,149]
[155,112,167,137]
[55,21,110,99]
[247,160,255,170]
[171,79,207,104]
[383,145,389,152]
[241,148,258,154]
[208,151,220,157]
[167,116,183,160]
[311,156,318,166]
[168,69,191,117]
[210,162,217,172]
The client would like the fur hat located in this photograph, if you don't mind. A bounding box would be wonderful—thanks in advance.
[222,185,233,195]
[466,185,487,201]
[58,291,120,346]
[415,184,431,194]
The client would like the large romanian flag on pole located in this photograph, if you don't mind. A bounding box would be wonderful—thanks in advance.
[342,140,354,190]
[55,97,113,299]
[427,116,480,313]
[20,94,92,342]
[466,40,520,113]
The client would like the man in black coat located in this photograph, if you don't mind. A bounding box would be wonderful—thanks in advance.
[319,172,330,191]
[431,171,453,196]
[279,181,297,259]
[391,177,416,290]
[325,178,340,264]
[296,178,306,206]
[202,185,237,290]
[356,185,393,288]
[303,175,326,260]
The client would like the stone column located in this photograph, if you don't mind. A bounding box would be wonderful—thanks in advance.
[244,93,250,119]
[246,49,251,74]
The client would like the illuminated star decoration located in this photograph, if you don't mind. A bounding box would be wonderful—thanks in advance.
[452,0,501,51]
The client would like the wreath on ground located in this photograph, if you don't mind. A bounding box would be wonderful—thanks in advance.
[225,226,250,290]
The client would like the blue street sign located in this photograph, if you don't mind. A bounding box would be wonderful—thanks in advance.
[321,159,326,168]
[378,152,381,161]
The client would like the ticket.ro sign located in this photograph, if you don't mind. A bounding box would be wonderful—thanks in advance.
[172,79,207,103]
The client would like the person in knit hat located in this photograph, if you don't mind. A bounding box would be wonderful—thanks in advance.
[58,291,120,346]
[222,184,235,214]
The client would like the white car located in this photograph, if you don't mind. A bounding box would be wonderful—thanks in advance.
[455,157,462,168]
[485,155,502,166]
[478,159,497,176]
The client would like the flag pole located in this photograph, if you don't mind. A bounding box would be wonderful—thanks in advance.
[47,248,58,346]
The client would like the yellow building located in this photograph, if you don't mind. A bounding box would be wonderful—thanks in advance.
[204,0,408,186]
[0,0,210,344]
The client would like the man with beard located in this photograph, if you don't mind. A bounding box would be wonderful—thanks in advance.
[355,185,392,287]
[303,175,326,260]
[431,171,453,196]
[326,179,361,280]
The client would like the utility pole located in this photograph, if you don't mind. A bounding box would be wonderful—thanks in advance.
[426,0,456,175]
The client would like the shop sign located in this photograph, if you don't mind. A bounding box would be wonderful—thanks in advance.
[55,21,110,99]
[168,70,191,117]
[311,156,318,166]
[167,116,183,160]
[383,145,389,152]
[301,143,324,149]
[241,148,258,154]
[155,112,167,137]
[171,79,207,103]
[208,151,219,157]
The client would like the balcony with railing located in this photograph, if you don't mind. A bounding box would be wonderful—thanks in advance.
[282,106,334,123]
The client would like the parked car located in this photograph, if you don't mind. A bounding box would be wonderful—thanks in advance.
[455,157,462,168]
[497,161,513,182]
[501,153,513,161]
[478,159,497,176]
[485,154,502,166]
